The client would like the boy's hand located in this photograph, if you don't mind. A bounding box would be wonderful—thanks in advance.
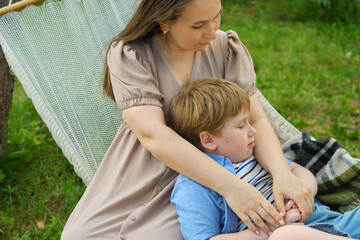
[285,199,298,211]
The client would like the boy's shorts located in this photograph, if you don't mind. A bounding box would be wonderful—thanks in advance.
[305,199,360,238]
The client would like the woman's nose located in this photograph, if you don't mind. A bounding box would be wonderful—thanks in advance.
[204,23,217,40]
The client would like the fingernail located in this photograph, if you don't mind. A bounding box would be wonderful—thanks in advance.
[279,220,285,225]
[269,231,273,235]
[280,212,284,216]
[256,231,260,235]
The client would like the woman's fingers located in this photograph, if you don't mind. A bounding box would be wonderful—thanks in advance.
[290,186,313,221]
[273,172,314,222]
[248,211,272,235]
[237,202,283,236]
[224,181,284,235]
[260,201,284,228]
[238,213,259,235]
[273,191,286,216]
[295,190,314,221]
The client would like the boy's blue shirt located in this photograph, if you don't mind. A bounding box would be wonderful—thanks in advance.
[170,153,238,240]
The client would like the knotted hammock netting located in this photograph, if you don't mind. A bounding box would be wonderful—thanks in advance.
[0,0,140,185]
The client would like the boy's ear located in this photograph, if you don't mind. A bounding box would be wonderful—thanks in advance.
[199,131,217,151]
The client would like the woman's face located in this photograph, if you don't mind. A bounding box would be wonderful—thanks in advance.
[164,0,222,51]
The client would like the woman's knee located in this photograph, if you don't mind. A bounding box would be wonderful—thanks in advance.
[269,225,304,240]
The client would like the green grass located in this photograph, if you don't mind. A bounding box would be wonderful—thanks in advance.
[1,0,359,239]
[0,80,86,239]
[221,0,360,157]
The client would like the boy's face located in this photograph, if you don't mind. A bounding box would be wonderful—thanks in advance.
[212,111,256,163]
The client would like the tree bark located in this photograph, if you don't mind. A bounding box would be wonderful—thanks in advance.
[0,0,21,158]
[0,42,15,158]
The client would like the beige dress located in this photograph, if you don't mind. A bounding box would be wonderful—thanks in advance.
[61,30,257,240]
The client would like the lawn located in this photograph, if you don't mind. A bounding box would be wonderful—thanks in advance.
[1,0,359,239]
[221,0,359,156]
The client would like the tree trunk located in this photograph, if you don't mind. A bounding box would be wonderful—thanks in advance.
[0,0,21,158]
[0,43,15,158]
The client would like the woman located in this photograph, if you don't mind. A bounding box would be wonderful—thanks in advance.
[61,0,313,239]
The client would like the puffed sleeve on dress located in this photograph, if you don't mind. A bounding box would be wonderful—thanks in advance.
[224,30,257,96]
[107,40,165,110]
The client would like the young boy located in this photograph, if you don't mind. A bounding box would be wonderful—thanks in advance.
[168,78,359,240]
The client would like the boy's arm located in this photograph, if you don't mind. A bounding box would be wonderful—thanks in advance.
[288,162,318,197]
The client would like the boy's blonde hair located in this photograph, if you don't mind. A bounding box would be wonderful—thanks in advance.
[168,78,250,150]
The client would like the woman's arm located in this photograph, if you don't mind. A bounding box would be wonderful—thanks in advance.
[123,104,283,235]
[248,94,314,222]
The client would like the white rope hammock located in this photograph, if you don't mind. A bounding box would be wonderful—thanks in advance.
[0,0,300,186]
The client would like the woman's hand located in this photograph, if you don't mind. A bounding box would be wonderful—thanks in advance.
[272,171,314,222]
[222,179,284,236]
[248,94,314,224]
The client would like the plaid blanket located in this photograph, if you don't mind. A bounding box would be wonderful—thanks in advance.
[282,133,360,213]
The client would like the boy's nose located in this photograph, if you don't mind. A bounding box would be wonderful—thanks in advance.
[248,124,256,137]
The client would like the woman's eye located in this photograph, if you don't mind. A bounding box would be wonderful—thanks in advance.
[238,125,245,129]
[192,25,203,29]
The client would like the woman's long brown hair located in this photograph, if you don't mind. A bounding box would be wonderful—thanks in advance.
[103,0,192,102]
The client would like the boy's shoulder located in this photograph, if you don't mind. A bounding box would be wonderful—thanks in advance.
[172,154,234,198]
[171,173,220,207]
[172,174,220,197]
[174,174,215,194]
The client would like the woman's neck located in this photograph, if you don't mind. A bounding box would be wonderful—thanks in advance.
[154,34,196,85]
[154,34,195,58]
